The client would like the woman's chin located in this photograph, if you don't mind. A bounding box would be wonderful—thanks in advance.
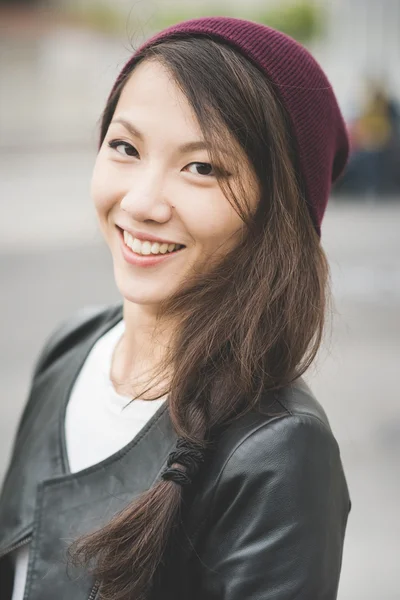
[121,292,170,306]
[111,250,192,306]
[114,275,177,307]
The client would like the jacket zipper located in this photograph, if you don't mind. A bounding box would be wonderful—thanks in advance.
[88,580,101,600]
[0,532,32,560]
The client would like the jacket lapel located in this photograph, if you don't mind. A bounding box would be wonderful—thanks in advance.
[25,402,175,600]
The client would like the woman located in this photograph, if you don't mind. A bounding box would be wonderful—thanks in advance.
[0,16,351,600]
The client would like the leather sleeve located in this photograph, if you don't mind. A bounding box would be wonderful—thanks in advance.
[195,414,351,600]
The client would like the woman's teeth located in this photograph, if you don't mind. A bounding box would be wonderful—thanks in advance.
[123,231,183,255]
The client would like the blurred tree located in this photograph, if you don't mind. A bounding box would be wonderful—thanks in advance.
[153,1,323,43]
[256,1,324,43]
[62,1,125,34]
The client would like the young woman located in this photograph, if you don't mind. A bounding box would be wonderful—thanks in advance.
[0,16,351,600]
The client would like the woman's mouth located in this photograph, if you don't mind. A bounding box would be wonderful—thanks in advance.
[117,227,186,267]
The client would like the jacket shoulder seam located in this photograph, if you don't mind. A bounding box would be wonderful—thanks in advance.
[212,411,334,501]
[227,411,332,466]
[32,303,115,377]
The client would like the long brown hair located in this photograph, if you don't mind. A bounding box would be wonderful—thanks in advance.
[68,36,330,599]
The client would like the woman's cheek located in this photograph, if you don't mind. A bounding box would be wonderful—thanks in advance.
[90,158,106,206]
[182,192,243,255]
[91,160,117,213]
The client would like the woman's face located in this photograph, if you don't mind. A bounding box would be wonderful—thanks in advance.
[91,59,259,307]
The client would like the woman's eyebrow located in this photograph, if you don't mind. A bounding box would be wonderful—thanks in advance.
[110,117,143,140]
[110,117,226,155]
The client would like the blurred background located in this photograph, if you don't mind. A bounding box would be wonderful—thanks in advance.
[0,0,399,598]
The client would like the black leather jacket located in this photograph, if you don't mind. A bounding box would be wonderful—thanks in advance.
[0,303,351,600]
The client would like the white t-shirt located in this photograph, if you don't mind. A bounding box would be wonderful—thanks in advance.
[11,319,167,600]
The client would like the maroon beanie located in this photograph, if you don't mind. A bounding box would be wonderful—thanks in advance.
[108,17,349,236]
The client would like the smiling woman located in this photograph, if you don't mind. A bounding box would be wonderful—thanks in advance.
[0,16,351,600]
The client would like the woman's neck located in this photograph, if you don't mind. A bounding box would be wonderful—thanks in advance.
[110,300,174,399]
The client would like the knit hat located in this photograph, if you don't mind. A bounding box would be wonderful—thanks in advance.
[108,17,349,236]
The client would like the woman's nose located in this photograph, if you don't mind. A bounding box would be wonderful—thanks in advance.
[120,170,173,223]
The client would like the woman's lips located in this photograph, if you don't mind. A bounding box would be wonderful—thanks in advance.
[117,226,185,268]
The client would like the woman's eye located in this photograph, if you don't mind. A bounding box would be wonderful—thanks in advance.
[186,162,215,177]
[108,140,138,157]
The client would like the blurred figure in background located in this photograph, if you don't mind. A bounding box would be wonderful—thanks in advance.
[339,78,400,196]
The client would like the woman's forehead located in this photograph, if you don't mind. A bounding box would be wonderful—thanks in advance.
[117,60,194,121]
